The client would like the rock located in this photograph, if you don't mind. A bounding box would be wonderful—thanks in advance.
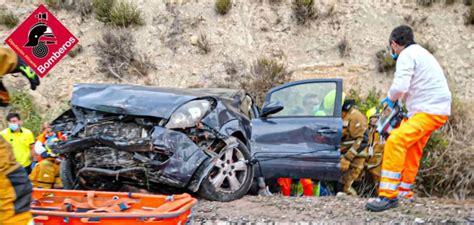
[190,35,199,46]
[414,218,425,224]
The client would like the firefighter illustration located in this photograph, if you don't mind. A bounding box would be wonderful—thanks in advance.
[24,12,56,59]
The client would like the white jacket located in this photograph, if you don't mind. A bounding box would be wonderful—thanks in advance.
[388,44,451,118]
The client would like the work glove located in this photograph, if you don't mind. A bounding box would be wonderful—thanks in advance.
[340,156,351,171]
[13,57,40,90]
[380,96,395,109]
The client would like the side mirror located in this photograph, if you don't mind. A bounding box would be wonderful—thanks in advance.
[260,101,284,117]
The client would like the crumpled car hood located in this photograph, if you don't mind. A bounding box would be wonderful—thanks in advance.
[71,83,201,119]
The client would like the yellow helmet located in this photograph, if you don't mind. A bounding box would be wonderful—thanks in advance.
[323,90,345,114]
[366,107,380,119]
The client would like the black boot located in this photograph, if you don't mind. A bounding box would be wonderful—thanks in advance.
[365,197,399,212]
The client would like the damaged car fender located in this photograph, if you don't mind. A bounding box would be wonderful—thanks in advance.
[150,127,209,187]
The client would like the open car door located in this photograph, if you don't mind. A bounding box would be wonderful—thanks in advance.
[251,79,343,181]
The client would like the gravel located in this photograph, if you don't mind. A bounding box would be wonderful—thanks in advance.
[192,195,474,224]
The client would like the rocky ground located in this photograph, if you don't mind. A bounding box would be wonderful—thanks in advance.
[192,195,474,224]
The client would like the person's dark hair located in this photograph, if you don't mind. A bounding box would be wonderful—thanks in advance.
[389,25,415,46]
[6,112,20,122]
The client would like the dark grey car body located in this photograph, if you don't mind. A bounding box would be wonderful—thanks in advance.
[52,84,252,193]
[52,78,343,200]
[251,79,343,181]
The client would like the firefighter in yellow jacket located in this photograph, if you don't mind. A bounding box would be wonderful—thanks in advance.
[364,107,384,187]
[29,122,65,189]
[339,99,368,195]
[0,47,40,225]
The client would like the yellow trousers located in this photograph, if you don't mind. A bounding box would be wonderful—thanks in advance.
[0,168,32,225]
[379,113,448,199]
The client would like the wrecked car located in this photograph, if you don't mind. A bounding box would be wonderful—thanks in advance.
[52,84,255,202]
[52,79,343,201]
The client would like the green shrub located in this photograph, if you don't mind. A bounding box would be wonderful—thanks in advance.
[109,1,144,27]
[292,0,316,25]
[348,88,381,114]
[0,11,19,29]
[93,0,115,23]
[215,0,232,15]
[10,90,43,136]
[375,49,396,73]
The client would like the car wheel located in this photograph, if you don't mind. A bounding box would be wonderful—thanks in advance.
[61,156,122,191]
[60,158,76,189]
[198,139,254,202]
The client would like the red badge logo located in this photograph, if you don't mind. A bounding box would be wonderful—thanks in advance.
[5,5,78,78]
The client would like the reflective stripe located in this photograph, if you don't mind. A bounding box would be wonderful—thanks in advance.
[399,191,410,197]
[342,140,356,145]
[349,147,359,155]
[379,182,398,191]
[399,182,412,190]
[381,170,401,180]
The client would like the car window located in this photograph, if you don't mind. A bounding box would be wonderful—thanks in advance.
[268,82,337,117]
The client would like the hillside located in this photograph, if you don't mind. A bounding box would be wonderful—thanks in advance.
[0,0,472,117]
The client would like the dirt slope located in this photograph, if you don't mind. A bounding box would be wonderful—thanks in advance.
[0,0,473,117]
[193,195,474,224]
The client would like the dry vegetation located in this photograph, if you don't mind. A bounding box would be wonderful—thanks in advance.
[418,41,437,54]
[212,58,290,106]
[375,49,396,73]
[292,0,316,25]
[337,37,350,58]
[45,0,93,17]
[417,97,474,199]
[195,33,211,54]
[67,44,83,58]
[96,29,153,80]
[245,58,291,105]
[0,11,19,29]
[466,2,474,25]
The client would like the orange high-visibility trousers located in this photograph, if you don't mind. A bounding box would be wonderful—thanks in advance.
[277,178,313,196]
[379,113,448,199]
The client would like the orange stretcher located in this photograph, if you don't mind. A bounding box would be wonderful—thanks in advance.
[31,188,197,225]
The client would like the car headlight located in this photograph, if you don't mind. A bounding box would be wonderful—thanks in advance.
[165,100,212,129]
